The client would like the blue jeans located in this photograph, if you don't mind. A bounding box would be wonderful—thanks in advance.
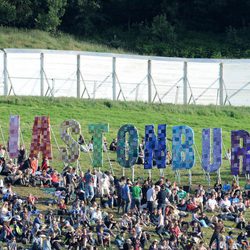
[200,219,209,227]
[85,185,94,201]
[147,201,154,213]
[209,233,220,250]
[131,198,140,210]
[158,203,166,215]
[122,199,131,214]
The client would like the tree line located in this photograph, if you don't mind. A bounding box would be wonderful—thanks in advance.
[0,0,250,58]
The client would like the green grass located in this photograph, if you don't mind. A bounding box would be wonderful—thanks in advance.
[1,96,250,187]
[2,96,250,248]
[0,27,127,53]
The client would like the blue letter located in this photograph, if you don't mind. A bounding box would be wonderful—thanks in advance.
[202,128,222,172]
[172,125,195,170]
[144,124,167,169]
[231,130,250,175]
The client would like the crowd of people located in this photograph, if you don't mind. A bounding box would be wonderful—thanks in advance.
[0,143,250,249]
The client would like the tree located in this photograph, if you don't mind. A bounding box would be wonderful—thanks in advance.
[35,0,67,32]
[0,1,16,25]
[61,0,102,36]
[9,0,33,27]
[151,14,176,43]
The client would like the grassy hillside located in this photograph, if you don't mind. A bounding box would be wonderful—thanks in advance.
[1,27,249,58]
[0,27,127,53]
[1,96,250,187]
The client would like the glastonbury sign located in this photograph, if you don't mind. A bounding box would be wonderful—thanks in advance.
[4,115,250,177]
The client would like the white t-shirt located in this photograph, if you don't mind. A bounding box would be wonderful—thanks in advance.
[207,198,217,209]
[93,175,97,188]
[91,210,102,221]
[220,199,231,208]
[146,188,155,202]
[101,174,110,188]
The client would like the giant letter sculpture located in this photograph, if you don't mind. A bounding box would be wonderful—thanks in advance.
[202,128,222,172]
[30,116,52,159]
[117,124,139,168]
[60,119,81,163]
[88,124,109,168]
[8,115,20,159]
[172,125,195,170]
[231,130,250,175]
[144,124,167,169]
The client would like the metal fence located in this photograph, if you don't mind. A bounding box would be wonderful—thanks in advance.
[1,48,250,106]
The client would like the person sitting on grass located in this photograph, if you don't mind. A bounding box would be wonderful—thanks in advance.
[97,224,110,247]
[149,239,159,250]
[205,194,219,212]
[39,169,52,187]
[219,194,234,213]
[115,230,125,249]
[57,199,67,215]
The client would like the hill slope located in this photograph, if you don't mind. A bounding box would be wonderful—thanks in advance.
[0,27,126,53]
[1,96,250,186]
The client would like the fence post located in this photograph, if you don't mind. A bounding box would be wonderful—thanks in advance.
[183,61,188,105]
[112,57,116,101]
[148,60,152,103]
[40,53,44,97]
[51,78,55,97]
[77,55,81,98]
[93,81,97,99]
[3,50,8,96]
[219,63,224,106]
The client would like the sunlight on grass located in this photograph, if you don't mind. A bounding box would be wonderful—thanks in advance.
[0,27,127,53]
[1,96,250,189]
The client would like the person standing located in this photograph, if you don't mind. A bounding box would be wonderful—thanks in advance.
[92,169,98,199]
[17,145,26,165]
[157,185,168,215]
[131,181,142,212]
[117,176,125,214]
[84,169,94,203]
[147,185,156,213]
[209,219,224,250]
[63,167,75,202]
[121,180,131,214]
